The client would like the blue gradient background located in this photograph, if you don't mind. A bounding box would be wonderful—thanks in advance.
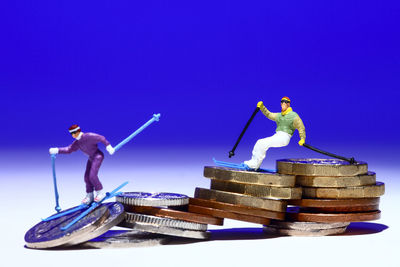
[1,2,399,266]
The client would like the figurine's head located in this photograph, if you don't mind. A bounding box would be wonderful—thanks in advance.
[281,97,291,112]
[69,124,81,139]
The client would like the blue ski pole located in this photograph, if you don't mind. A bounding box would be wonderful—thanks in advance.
[114,113,161,152]
[51,154,62,213]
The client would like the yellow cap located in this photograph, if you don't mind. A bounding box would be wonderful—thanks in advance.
[281,96,291,103]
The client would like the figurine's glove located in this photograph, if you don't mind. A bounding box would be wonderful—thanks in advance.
[49,147,59,154]
[106,145,115,155]
[257,101,264,109]
[298,139,305,146]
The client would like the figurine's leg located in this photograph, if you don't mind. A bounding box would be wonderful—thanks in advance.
[84,160,94,193]
[244,131,291,169]
[88,153,104,192]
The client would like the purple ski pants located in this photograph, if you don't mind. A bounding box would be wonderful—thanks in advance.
[84,151,104,193]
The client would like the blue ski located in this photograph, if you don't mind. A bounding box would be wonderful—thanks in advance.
[213,158,276,173]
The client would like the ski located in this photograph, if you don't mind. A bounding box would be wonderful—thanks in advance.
[213,158,275,173]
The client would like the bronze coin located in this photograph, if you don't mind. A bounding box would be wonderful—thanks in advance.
[288,198,380,208]
[286,210,381,222]
[189,198,285,220]
[124,205,224,226]
[188,205,271,225]
[302,182,385,199]
[300,204,379,213]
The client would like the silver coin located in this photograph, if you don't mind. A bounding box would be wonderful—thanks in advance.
[25,205,109,249]
[119,221,210,240]
[80,230,171,248]
[123,212,208,231]
[116,192,189,206]
[65,202,125,246]
[268,221,350,230]
[263,225,348,236]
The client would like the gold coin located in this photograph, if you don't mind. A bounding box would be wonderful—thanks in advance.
[204,166,295,187]
[302,182,385,198]
[194,187,287,212]
[210,179,302,199]
[296,172,376,187]
[277,158,368,176]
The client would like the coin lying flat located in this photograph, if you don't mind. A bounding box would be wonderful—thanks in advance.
[210,179,302,199]
[66,202,125,246]
[80,230,170,249]
[188,205,271,225]
[124,205,224,226]
[195,188,287,212]
[189,198,285,220]
[286,210,381,223]
[116,192,189,207]
[277,159,368,176]
[268,221,350,230]
[302,182,385,198]
[296,172,376,187]
[123,212,208,231]
[288,198,380,208]
[300,205,379,213]
[264,226,348,236]
[119,221,210,239]
[25,205,109,249]
[204,166,295,187]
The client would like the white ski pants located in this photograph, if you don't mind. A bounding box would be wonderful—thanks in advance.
[244,131,291,169]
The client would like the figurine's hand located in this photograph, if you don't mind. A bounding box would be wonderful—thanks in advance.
[257,101,264,109]
[106,145,115,155]
[298,139,305,146]
[49,148,59,154]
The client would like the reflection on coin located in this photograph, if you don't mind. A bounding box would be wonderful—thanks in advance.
[302,182,385,198]
[66,202,125,246]
[268,221,350,230]
[80,230,170,249]
[195,188,287,212]
[277,159,368,176]
[116,192,189,206]
[210,179,302,199]
[204,166,295,187]
[296,172,376,187]
[119,221,210,239]
[25,205,109,249]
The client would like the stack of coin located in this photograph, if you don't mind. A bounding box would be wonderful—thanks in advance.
[116,192,223,239]
[263,159,385,236]
[191,166,302,225]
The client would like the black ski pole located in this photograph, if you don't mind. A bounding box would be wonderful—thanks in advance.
[303,143,356,164]
[229,107,260,158]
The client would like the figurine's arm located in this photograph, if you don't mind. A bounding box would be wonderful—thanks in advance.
[58,140,79,154]
[257,101,278,121]
[293,116,306,144]
[90,133,115,155]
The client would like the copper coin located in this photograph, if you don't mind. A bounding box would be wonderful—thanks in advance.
[124,205,224,226]
[288,198,380,207]
[286,210,381,222]
[300,204,379,213]
[189,198,285,220]
[188,205,271,225]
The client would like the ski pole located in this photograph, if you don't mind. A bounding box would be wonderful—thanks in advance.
[51,154,62,213]
[114,113,161,152]
[228,107,260,158]
[303,143,356,164]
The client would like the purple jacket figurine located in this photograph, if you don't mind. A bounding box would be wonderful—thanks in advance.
[49,124,115,204]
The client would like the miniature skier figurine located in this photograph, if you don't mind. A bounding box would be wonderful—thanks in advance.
[49,125,115,204]
[243,97,306,170]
